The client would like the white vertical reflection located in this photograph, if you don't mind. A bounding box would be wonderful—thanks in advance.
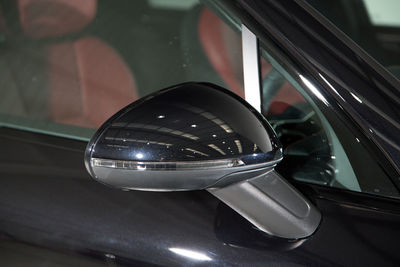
[234,139,243,153]
[169,248,212,261]
[242,24,261,112]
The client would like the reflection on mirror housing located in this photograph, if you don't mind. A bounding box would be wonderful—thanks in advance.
[85,82,321,239]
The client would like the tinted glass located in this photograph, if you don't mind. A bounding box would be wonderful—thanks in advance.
[0,0,243,139]
[307,0,400,80]
[260,48,399,198]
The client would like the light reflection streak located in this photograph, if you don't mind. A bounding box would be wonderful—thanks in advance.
[318,73,345,102]
[169,248,212,261]
[253,144,258,152]
[184,148,209,157]
[112,123,199,140]
[234,139,242,153]
[208,144,226,155]
[176,104,233,133]
[105,137,172,146]
[300,75,328,105]
[350,92,363,103]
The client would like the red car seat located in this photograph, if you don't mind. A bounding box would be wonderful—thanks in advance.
[2,0,138,128]
[198,7,244,98]
[197,7,305,115]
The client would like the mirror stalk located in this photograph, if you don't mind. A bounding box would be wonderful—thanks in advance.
[209,170,321,239]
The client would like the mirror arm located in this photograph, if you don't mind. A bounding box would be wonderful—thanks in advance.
[208,170,321,239]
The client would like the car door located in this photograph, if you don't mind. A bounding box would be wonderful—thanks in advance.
[1,0,400,266]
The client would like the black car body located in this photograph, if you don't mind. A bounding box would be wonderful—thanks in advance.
[1,0,400,266]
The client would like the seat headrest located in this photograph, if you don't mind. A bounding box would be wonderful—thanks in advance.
[17,0,97,38]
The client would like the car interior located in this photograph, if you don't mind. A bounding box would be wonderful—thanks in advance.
[0,0,398,198]
[0,0,307,128]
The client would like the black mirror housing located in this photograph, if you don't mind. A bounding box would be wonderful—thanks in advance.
[85,82,282,191]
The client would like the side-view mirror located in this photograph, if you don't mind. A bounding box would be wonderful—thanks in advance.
[85,82,321,239]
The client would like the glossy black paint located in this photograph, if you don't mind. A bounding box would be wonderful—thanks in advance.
[87,82,280,164]
[1,128,400,266]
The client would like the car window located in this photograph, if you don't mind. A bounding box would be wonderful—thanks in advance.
[306,0,400,79]
[363,0,400,27]
[260,47,399,198]
[1,0,397,199]
[0,0,243,140]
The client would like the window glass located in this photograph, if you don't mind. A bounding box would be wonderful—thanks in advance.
[0,0,243,140]
[260,48,399,198]
[307,0,400,79]
[363,0,400,27]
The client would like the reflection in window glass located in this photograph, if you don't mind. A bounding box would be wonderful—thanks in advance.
[260,48,399,198]
[0,0,243,139]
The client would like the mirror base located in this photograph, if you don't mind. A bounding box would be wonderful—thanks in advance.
[208,170,321,239]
